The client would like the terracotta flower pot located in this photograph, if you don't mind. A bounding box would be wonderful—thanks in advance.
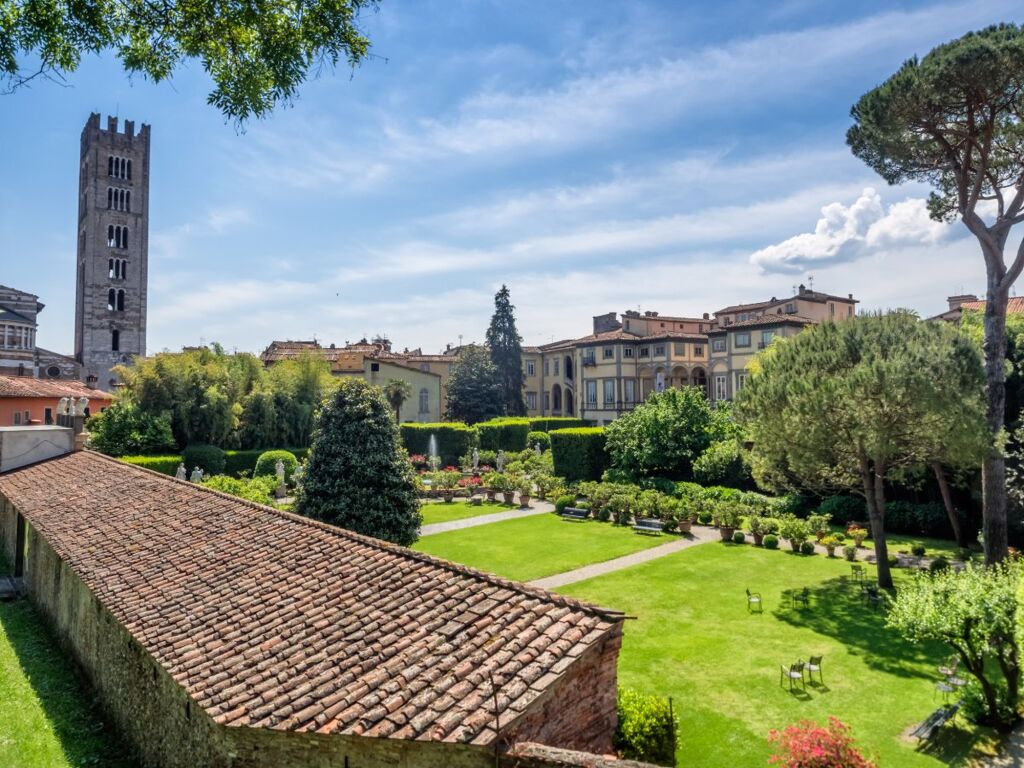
[678,519,692,534]
[503,491,516,505]
[789,539,802,552]
[719,525,736,541]
[752,533,764,547]
[486,489,496,501]
[519,494,531,508]
[442,491,455,503]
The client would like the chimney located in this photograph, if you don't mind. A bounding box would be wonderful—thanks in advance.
[798,283,807,294]
[85,373,98,390]
[947,294,979,311]
[702,312,710,320]
[0,427,75,473]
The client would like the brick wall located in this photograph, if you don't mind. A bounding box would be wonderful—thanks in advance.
[503,624,623,754]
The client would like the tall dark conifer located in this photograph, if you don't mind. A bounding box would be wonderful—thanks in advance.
[486,285,526,416]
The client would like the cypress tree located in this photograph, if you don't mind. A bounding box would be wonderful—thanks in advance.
[486,285,526,416]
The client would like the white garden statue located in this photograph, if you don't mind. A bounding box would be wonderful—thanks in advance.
[189,466,204,483]
[175,463,187,481]
[496,450,505,473]
[472,447,479,471]
[274,459,287,498]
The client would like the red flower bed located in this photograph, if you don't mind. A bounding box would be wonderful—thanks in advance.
[768,717,875,768]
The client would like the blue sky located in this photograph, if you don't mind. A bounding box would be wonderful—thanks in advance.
[2,0,1021,356]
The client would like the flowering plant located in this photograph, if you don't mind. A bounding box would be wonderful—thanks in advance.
[458,475,482,488]
[768,717,875,768]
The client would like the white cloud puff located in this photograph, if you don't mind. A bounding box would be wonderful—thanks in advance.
[750,188,950,274]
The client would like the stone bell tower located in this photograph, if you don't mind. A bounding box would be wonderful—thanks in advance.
[74,113,150,390]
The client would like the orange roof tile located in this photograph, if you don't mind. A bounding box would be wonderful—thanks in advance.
[0,375,113,400]
[0,452,621,743]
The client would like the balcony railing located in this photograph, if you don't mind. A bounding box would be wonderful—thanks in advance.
[583,401,639,412]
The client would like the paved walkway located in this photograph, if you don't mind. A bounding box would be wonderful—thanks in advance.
[981,721,1024,767]
[420,500,554,536]
[529,524,720,590]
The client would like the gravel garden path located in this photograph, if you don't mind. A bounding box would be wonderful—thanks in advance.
[419,500,554,536]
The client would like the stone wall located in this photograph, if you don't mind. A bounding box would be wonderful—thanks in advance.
[0,496,15,568]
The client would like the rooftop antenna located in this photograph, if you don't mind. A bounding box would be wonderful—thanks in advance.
[807,274,815,291]
[791,284,797,296]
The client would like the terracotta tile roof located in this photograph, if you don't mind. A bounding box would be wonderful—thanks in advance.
[707,314,815,333]
[0,452,621,743]
[0,375,113,400]
[959,296,1024,314]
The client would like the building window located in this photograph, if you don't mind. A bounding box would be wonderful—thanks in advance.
[639,347,650,358]
[370,362,380,372]
[735,332,751,348]
[44,407,53,425]
[116,290,125,312]
[694,344,704,357]
[554,360,560,376]
[111,329,120,351]
[785,302,796,313]
[739,313,749,321]
[603,346,614,359]
[586,380,597,405]
[544,360,549,376]
[624,379,635,404]
[418,388,429,414]
[848,305,854,317]
[526,391,537,410]
[673,342,685,355]
[761,330,774,348]
[419,362,429,372]
[736,373,746,391]
[624,347,634,358]
[543,391,550,410]
[712,338,726,352]
[829,302,835,316]
[654,344,665,356]
[13,412,20,426]
[603,379,615,405]
[714,375,728,401]
[526,359,536,376]
[582,350,596,365]
[108,288,116,310]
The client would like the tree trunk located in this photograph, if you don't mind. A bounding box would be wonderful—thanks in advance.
[862,463,892,589]
[982,282,1010,564]
[931,461,965,547]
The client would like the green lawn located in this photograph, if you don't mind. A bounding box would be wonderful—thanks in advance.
[560,544,998,767]
[0,598,136,767]
[413,514,668,581]
[420,499,517,526]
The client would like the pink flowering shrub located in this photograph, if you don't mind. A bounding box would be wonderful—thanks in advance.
[768,718,876,768]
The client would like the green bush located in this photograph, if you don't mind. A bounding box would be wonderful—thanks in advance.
[961,679,1018,728]
[202,474,277,505]
[254,450,299,484]
[526,430,551,451]
[886,500,957,538]
[693,438,750,488]
[86,402,176,456]
[554,494,576,514]
[732,530,746,544]
[800,540,817,555]
[222,448,265,476]
[399,423,477,466]
[182,444,226,476]
[819,495,865,526]
[550,427,609,482]
[844,545,858,561]
[702,485,742,502]
[476,418,532,452]
[615,688,677,766]
[528,417,586,432]
[697,509,714,525]
[763,534,779,549]
[911,543,927,557]
[929,556,950,572]
[119,454,181,475]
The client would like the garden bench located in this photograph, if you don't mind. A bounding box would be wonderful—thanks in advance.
[910,704,959,742]
[561,507,589,521]
[633,518,663,535]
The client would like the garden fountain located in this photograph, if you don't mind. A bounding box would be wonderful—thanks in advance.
[427,434,441,472]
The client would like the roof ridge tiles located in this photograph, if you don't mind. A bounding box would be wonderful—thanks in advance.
[77,450,625,623]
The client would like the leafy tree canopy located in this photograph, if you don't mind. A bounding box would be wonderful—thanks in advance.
[445,345,503,424]
[382,378,412,423]
[1,0,376,122]
[295,378,421,546]
[605,386,725,481]
[486,285,526,417]
[86,401,175,456]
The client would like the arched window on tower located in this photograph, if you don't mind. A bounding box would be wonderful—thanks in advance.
[111,329,120,351]
[108,156,114,176]
[108,258,115,279]
[122,227,128,249]
[107,187,113,209]
[127,159,132,180]
[108,224,115,247]
[108,289,116,311]
[125,190,131,212]
[121,260,127,280]
[116,290,125,312]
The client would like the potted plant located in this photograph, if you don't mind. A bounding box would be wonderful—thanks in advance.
[663,498,689,534]
[843,544,858,561]
[607,493,634,526]
[747,515,777,547]
[821,534,844,557]
[847,524,868,548]
[433,470,461,503]
[778,514,812,553]
[807,513,832,542]
[481,471,501,502]
[514,475,533,508]
[717,502,742,542]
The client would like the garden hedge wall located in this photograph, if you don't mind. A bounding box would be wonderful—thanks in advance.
[550,427,609,482]
[528,417,587,432]
[476,418,532,452]
[120,448,308,478]
[399,423,476,466]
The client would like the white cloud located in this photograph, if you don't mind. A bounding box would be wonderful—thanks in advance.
[750,189,951,274]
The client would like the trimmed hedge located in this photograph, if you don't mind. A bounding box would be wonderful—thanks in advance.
[615,688,677,766]
[399,423,476,466]
[254,450,299,483]
[528,417,586,432]
[182,444,226,476]
[477,418,532,452]
[550,427,609,482]
[119,455,181,476]
[527,430,551,451]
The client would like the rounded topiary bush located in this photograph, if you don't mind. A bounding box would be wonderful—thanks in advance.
[732,530,746,544]
[697,510,714,525]
[800,540,817,555]
[929,556,950,572]
[911,543,927,557]
[763,534,779,550]
[844,544,858,561]
[527,430,551,451]
[254,450,299,484]
[554,494,576,514]
[182,443,226,476]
